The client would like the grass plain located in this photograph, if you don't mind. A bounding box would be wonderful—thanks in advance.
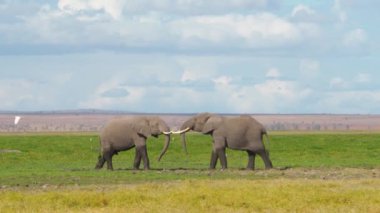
[0,132,379,212]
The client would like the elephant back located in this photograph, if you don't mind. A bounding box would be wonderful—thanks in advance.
[101,118,136,143]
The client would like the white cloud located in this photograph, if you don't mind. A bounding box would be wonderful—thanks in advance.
[210,75,312,113]
[255,80,310,102]
[319,90,380,113]
[56,0,276,20]
[157,87,210,112]
[79,78,145,109]
[213,76,232,87]
[343,28,367,47]
[0,1,321,55]
[0,79,33,109]
[79,87,145,109]
[178,58,218,82]
[181,70,198,82]
[266,68,281,78]
[356,73,370,83]
[0,3,7,10]
[333,0,347,23]
[253,80,312,113]
[170,13,317,48]
[181,70,199,82]
[58,0,125,20]
[299,59,320,78]
[291,4,316,21]
[19,5,87,44]
[330,77,349,89]
[292,4,315,16]
[79,77,213,112]
[51,73,73,85]
[0,78,67,110]
[16,5,318,52]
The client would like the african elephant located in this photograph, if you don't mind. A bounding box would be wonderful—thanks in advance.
[95,116,172,170]
[176,113,273,170]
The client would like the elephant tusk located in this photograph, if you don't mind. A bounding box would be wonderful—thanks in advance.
[162,131,172,135]
[171,127,191,134]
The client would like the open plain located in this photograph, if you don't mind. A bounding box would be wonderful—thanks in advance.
[0,112,380,212]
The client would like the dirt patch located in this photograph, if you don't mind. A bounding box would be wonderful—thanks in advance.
[147,167,380,180]
[258,167,379,180]
[0,149,22,153]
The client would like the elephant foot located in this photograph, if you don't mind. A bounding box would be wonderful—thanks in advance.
[95,163,105,170]
[265,162,273,170]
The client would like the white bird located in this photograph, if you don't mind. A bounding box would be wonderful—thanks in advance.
[14,116,21,125]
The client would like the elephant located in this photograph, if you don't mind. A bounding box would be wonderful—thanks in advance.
[95,116,172,170]
[176,113,273,170]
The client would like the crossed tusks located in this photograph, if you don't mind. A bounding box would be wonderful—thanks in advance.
[162,127,190,135]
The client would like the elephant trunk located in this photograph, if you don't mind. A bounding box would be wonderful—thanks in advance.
[169,127,190,154]
[180,132,188,154]
[175,118,194,154]
[157,133,171,161]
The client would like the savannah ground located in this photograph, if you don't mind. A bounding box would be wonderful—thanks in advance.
[0,132,379,212]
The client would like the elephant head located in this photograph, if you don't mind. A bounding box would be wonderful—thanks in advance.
[201,116,223,134]
[132,116,172,161]
[174,113,213,153]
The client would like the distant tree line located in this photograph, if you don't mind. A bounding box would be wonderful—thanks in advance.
[0,121,355,132]
[267,122,351,131]
[0,123,103,132]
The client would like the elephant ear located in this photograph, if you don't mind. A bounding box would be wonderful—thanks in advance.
[202,116,222,134]
[132,118,151,138]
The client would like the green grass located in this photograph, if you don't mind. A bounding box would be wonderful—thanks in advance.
[271,133,380,168]
[0,132,379,186]
[1,132,379,212]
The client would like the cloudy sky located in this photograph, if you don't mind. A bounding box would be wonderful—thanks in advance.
[0,0,379,114]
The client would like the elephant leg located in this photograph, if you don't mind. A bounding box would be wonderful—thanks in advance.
[258,150,273,169]
[213,137,227,170]
[139,145,150,170]
[246,151,256,170]
[216,147,227,170]
[104,151,114,171]
[95,155,106,169]
[209,150,218,169]
[133,148,142,170]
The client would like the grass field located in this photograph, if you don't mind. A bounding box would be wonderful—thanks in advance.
[1,132,379,212]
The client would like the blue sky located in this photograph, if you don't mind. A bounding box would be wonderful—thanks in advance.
[0,0,379,113]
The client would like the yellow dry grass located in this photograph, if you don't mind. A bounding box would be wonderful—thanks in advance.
[1,179,379,213]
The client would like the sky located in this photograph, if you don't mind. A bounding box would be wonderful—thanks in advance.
[0,0,379,114]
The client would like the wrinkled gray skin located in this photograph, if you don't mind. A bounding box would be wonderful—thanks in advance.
[180,113,273,170]
[95,116,171,170]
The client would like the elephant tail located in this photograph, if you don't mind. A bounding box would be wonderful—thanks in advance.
[97,135,102,159]
[263,130,270,158]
